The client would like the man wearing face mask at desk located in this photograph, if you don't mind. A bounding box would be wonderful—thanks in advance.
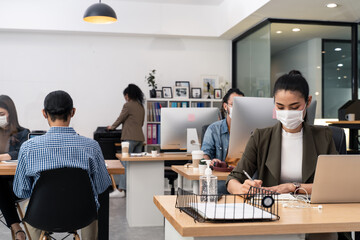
[201,88,244,194]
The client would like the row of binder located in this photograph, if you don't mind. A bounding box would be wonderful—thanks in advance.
[147,102,163,122]
[147,123,160,144]
[190,102,210,108]
[170,102,189,108]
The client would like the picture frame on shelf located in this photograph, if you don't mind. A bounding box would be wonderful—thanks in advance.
[175,81,190,88]
[191,88,202,99]
[202,75,219,99]
[162,87,173,98]
[214,88,222,99]
[174,86,189,99]
[156,90,163,98]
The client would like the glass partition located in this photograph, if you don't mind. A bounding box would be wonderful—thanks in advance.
[234,23,271,97]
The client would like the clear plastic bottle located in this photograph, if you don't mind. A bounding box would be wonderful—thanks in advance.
[199,160,218,202]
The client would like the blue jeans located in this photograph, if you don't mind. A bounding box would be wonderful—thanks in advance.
[118,140,143,190]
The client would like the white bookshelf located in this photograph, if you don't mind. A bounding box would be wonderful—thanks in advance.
[145,98,222,152]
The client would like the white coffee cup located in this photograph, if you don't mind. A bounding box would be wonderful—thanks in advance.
[122,141,129,157]
[191,150,204,168]
[151,150,157,157]
[345,113,355,121]
[199,164,207,174]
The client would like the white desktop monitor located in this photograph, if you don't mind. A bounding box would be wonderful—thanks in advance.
[227,97,317,158]
[227,97,278,158]
[160,107,219,150]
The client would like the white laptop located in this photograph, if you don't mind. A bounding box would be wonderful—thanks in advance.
[311,155,360,204]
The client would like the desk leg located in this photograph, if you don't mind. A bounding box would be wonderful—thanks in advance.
[165,219,305,240]
[178,174,183,190]
[192,180,199,195]
[126,161,164,227]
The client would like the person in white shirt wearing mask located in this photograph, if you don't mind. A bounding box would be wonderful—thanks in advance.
[226,70,349,240]
[227,70,338,194]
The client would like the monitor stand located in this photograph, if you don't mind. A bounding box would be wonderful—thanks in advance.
[187,128,200,153]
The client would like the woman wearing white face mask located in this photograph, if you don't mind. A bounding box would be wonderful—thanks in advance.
[227,70,337,196]
[0,95,29,240]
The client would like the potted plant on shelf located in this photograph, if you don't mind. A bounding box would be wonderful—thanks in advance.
[145,69,157,98]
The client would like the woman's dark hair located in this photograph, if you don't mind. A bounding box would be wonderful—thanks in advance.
[123,84,144,105]
[44,90,73,122]
[273,70,309,101]
[0,95,22,134]
[221,88,245,119]
[273,70,310,122]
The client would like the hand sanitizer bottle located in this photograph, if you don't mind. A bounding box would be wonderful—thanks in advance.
[199,160,218,202]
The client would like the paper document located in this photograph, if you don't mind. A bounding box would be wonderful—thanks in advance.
[191,202,277,220]
[277,193,297,201]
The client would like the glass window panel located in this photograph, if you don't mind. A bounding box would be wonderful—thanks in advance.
[235,23,271,97]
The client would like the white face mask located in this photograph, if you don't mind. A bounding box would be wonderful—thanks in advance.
[228,106,233,119]
[0,115,8,128]
[276,107,306,129]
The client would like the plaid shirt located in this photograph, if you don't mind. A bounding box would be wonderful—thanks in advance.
[13,127,111,209]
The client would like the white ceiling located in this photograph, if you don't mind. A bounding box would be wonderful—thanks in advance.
[0,0,359,39]
[270,23,352,54]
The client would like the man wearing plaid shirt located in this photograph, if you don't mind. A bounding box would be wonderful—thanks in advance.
[13,90,111,240]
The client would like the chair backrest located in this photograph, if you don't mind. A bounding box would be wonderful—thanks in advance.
[23,168,97,233]
[328,126,347,154]
[201,124,210,146]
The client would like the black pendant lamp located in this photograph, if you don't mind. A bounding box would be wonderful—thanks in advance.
[83,0,117,24]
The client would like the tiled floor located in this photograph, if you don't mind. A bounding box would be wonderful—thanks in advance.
[0,197,165,240]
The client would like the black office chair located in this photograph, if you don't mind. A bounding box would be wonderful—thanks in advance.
[201,124,210,146]
[164,160,189,195]
[328,126,346,154]
[23,168,97,240]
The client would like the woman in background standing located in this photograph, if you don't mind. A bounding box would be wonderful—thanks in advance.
[0,95,29,240]
[107,84,145,197]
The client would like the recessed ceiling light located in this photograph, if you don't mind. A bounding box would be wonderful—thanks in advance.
[342,55,346,58]
[338,77,341,79]
[315,92,320,96]
[292,28,301,32]
[316,66,321,69]
[344,76,347,79]
[338,63,343,67]
[326,3,338,8]
[337,68,340,71]
[334,48,342,51]
[322,51,326,54]
[276,31,282,34]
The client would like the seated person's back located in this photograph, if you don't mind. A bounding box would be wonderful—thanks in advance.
[13,90,111,240]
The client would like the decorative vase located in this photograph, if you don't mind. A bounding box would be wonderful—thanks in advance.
[150,89,156,98]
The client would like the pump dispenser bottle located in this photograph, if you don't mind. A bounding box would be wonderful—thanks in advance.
[199,160,218,202]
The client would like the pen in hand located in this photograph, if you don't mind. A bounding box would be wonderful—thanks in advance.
[243,170,254,181]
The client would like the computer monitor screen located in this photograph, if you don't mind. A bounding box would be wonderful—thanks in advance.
[227,97,278,158]
[28,131,47,140]
[228,97,317,158]
[160,108,219,150]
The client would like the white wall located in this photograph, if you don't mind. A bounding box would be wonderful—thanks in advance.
[0,0,269,38]
[271,38,322,117]
[0,31,231,138]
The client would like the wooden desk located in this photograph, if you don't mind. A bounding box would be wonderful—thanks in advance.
[154,195,360,240]
[0,160,124,175]
[116,153,192,227]
[171,165,230,194]
[0,160,124,240]
[327,121,360,152]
